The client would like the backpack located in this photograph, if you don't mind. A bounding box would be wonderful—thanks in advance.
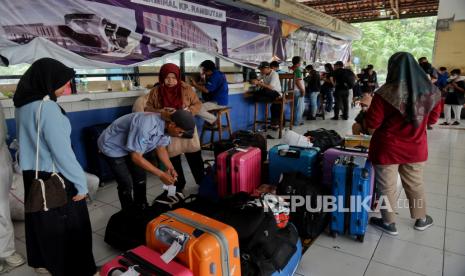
[277,172,330,239]
[343,69,356,89]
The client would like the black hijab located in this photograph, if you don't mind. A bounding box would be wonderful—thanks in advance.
[376,52,441,128]
[13,58,75,108]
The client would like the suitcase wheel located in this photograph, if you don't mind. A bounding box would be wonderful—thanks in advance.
[330,231,337,238]
[356,235,364,242]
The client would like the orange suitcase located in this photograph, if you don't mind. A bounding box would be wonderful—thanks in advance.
[146,208,241,276]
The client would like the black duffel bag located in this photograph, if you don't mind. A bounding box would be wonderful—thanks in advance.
[304,128,343,152]
[104,192,188,251]
[213,130,267,161]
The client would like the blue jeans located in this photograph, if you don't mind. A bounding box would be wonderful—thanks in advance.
[293,90,304,126]
[308,92,320,118]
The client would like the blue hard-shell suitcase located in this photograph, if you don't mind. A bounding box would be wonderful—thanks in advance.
[269,144,319,185]
[330,155,372,242]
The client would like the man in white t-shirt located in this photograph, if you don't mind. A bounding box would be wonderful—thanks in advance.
[250,61,283,127]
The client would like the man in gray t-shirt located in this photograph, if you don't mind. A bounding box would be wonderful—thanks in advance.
[250,61,283,127]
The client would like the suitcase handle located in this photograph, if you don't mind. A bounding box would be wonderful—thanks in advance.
[278,149,301,158]
[155,226,189,250]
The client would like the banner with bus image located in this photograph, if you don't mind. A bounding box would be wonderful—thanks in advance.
[0,0,351,68]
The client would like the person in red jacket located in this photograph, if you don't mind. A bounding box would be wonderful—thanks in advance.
[365,52,441,235]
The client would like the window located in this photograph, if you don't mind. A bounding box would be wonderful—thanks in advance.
[184,50,214,73]
[75,67,135,81]
[220,59,242,73]
[0,63,30,84]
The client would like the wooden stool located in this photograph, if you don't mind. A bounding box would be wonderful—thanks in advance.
[253,73,296,138]
[253,93,294,138]
[200,107,233,149]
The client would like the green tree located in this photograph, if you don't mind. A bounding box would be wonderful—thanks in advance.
[352,16,437,83]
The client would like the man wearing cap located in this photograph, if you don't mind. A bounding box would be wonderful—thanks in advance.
[98,110,195,211]
[251,61,283,128]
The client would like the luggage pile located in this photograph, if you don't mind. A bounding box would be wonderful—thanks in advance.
[101,128,377,275]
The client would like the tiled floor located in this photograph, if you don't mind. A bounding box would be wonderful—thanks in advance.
[8,110,465,276]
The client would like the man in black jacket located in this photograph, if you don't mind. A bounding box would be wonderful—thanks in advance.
[304,65,321,120]
[331,61,355,120]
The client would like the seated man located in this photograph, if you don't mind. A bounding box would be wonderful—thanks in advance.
[249,61,283,128]
[98,110,195,211]
[352,94,373,135]
[190,60,229,124]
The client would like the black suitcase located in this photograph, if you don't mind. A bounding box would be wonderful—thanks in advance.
[82,123,114,185]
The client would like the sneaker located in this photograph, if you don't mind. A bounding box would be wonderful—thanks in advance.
[414,215,433,231]
[452,121,460,126]
[330,117,339,120]
[369,217,398,235]
[307,116,316,120]
[35,268,51,274]
[5,252,25,268]
[440,122,450,125]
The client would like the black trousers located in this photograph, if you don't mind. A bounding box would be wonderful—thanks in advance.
[104,155,147,210]
[170,150,204,192]
[334,89,350,119]
[253,89,282,125]
[23,171,96,276]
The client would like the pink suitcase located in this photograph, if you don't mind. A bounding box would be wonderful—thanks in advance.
[101,245,192,276]
[323,148,375,194]
[216,147,261,197]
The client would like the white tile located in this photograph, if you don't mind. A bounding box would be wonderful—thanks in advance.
[423,164,449,174]
[449,177,465,186]
[365,261,423,276]
[446,211,465,231]
[425,193,447,210]
[108,200,121,209]
[13,238,27,261]
[92,233,121,263]
[444,251,465,276]
[422,172,448,183]
[396,206,446,227]
[89,204,119,232]
[447,196,465,213]
[449,166,465,177]
[424,181,448,195]
[389,218,445,250]
[3,264,36,276]
[315,231,381,259]
[445,228,465,256]
[373,236,443,276]
[13,221,25,239]
[296,244,369,276]
[94,185,119,204]
[448,185,465,199]
[425,156,450,164]
[450,159,465,169]
[96,253,120,267]
[86,199,107,212]
[104,99,119,108]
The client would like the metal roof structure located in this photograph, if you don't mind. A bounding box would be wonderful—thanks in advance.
[297,0,439,23]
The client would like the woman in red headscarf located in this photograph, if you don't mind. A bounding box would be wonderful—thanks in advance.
[144,63,203,193]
